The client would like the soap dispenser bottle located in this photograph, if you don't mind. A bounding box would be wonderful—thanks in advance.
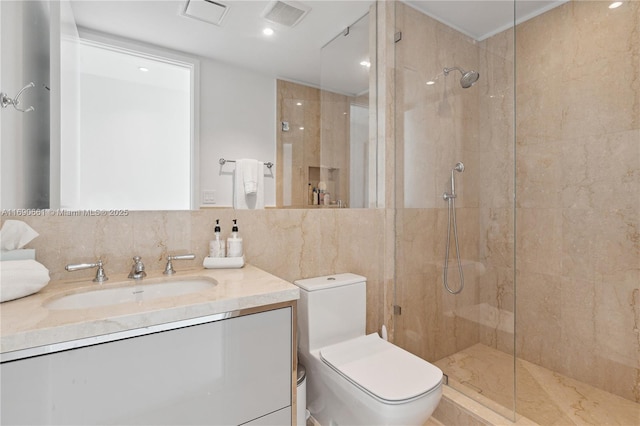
[209,219,225,258]
[227,219,243,258]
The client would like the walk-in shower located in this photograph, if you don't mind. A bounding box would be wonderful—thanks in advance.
[394,0,639,424]
[443,66,479,88]
[442,162,464,295]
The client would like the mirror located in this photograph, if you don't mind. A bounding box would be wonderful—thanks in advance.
[276,12,373,208]
[1,0,51,210]
[0,0,377,210]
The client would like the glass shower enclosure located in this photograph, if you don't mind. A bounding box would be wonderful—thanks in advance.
[393,0,639,423]
[393,0,517,419]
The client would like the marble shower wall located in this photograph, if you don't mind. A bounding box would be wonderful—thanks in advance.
[0,209,386,337]
[393,2,485,362]
[514,0,640,402]
[394,0,639,404]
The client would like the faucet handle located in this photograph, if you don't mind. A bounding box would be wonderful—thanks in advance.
[65,259,108,283]
[163,254,196,275]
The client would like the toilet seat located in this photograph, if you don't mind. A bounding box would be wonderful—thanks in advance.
[319,333,443,405]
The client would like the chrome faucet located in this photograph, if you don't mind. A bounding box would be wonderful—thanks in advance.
[128,256,147,280]
[163,253,196,275]
[66,259,108,283]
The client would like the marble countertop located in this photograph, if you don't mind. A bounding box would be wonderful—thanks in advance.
[0,264,299,355]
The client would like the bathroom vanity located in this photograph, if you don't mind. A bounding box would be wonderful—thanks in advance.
[0,265,299,425]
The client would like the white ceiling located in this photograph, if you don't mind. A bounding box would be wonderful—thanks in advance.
[70,0,567,95]
[405,0,568,41]
[70,0,373,96]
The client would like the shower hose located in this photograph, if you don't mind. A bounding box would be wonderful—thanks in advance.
[443,186,464,295]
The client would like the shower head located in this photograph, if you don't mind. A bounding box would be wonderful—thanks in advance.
[443,67,480,88]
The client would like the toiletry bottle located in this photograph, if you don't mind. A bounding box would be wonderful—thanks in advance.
[308,183,313,205]
[312,188,318,205]
[209,219,225,258]
[227,219,243,257]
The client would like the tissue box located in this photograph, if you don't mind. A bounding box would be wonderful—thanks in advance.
[0,249,36,261]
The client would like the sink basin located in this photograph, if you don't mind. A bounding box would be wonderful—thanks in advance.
[45,277,216,310]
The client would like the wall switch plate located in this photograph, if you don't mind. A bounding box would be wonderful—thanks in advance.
[202,190,216,204]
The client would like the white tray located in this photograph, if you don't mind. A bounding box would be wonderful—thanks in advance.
[203,255,245,269]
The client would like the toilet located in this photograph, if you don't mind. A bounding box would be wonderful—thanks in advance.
[294,273,443,426]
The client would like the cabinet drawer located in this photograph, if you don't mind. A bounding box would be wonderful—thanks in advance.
[1,307,292,425]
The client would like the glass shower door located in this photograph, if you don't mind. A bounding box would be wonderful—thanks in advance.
[392,0,516,420]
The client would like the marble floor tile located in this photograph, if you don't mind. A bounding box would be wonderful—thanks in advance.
[424,417,445,426]
[435,344,640,426]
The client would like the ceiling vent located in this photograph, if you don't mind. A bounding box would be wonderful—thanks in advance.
[183,0,229,26]
[262,1,311,28]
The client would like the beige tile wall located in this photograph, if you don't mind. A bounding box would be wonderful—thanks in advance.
[393,0,639,404]
[393,0,485,365]
[1,209,386,337]
[514,0,640,402]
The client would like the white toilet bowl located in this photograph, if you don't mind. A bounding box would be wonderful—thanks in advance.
[295,274,443,426]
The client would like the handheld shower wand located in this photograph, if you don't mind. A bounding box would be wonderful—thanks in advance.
[443,162,465,294]
[444,162,465,199]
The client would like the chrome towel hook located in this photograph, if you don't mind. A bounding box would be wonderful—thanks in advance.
[1,82,35,112]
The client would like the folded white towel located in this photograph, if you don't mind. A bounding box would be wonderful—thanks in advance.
[239,159,259,195]
[233,160,265,210]
[0,259,50,302]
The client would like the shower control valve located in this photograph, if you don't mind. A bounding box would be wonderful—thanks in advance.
[443,192,457,200]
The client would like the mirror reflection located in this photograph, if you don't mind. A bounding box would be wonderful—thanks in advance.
[1,0,51,210]
[0,0,377,210]
[276,12,372,208]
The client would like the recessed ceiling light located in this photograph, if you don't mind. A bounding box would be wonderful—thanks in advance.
[263,28,274,36]
[296,102,302,106]
[609,1,622,8]
[426,80,435,85]
[299,127,304,130]
[138,67,149,72]
[360,60,371,68]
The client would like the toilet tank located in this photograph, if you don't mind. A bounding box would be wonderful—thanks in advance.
[294,273,366,353]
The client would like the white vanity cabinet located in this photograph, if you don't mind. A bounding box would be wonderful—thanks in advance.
[1,306,293,425]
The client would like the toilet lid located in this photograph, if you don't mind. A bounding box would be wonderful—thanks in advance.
[320,333,443,404]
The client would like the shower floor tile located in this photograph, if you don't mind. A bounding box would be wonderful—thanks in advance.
[434,344,640,426]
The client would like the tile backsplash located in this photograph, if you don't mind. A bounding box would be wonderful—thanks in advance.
[1,208,387,336]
